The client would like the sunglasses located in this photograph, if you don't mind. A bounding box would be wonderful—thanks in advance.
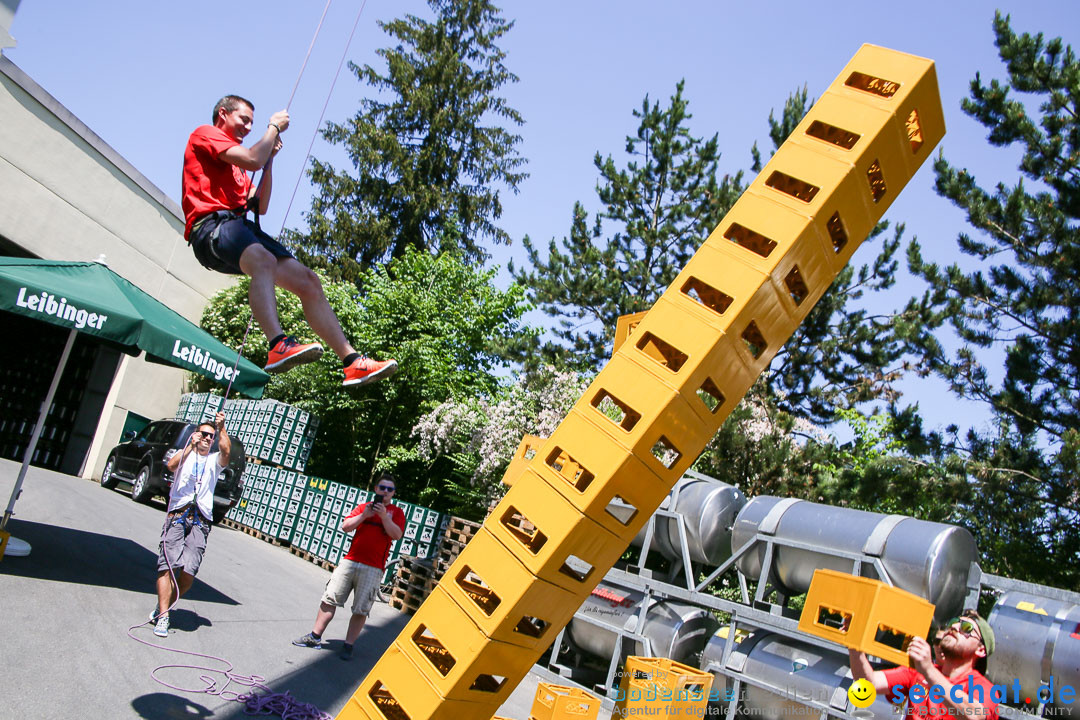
[376,484,394,492]
[946,618,981,640]
[196,431,215,439]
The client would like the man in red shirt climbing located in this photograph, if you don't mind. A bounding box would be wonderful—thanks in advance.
[182,95,397,387]
[293,474,405,660]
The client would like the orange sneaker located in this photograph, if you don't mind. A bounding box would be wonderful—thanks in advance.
[343,356,398,387]
[264,335,324,373]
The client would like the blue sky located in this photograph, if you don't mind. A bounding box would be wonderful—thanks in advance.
[5,0,1079,433]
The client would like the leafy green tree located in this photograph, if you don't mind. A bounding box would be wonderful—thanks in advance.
[510,81,744,370]
[898,13,1080,586]
[197,248,533,500]
[294,0,526,280]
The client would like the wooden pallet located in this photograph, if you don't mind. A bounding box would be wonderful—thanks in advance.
[389,595,421,614]
[389,585,425,614]
[443,516,482,544]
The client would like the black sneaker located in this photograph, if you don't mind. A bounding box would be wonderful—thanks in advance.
[292,632,322,648]
[339,644,354,661]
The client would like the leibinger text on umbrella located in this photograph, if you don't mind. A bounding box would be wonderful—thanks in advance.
[171,340,240,382]
[15,287,108,329]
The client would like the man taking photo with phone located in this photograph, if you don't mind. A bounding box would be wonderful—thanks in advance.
[292,473,404,660]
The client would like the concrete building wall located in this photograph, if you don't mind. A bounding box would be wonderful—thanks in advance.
[0,55,234,478]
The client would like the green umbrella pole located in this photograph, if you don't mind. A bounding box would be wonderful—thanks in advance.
[1,327,77,532]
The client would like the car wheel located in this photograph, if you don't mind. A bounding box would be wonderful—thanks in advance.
[131,465,155,504]
[100,457,119,490]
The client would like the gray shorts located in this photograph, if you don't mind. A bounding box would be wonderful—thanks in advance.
[321,559,382,616]
[157,509,210,576]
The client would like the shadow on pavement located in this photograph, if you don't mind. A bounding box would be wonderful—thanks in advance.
[216,609,410,719]
[0,519,239,606]
[132,692,214,719]
[169,607,213,632]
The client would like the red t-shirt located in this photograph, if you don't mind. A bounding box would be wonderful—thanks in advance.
[343,501,406,569]
[883,665,999,720]
[181,124,251,239]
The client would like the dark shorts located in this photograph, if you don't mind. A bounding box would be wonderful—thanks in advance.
[189,211,294,275]
[157,507,211,576]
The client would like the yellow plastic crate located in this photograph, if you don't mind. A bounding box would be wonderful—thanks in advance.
[655,243,771,335]
[530,412,671,540]
[622,296,756,428]
[485,472,626,593]
[614,657,713,720]
[612,310,648,355]
[531,683,601,720]
[789,89,920,203]
[747,142,876,264]
[701,191,836,320]
[797,568,935,667]
[439,528,581,651]
[500,434,547,488]
[826,44,946,174]
[340,644,500,720]
[571,354,715,478]
[657,245,801,371]
[397,585,540,704]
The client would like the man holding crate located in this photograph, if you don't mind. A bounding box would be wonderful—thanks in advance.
[848,610,998,719]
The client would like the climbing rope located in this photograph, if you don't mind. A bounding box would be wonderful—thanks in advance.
[230,0,370,398]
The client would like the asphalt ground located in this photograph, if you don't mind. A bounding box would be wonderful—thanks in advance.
[0,459,547,720]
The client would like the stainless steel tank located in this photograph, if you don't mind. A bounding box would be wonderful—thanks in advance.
[987,590,1080,711]
[631,471,747,567]
[731,496,977,622]
[568,580,719,666]
[701,630,897,720]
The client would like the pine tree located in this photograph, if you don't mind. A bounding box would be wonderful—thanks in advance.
[900,12,1079,585]
[294,0,526,280]
[510,81,744,370]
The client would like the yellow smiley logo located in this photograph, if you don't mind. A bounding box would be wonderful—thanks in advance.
[848,678,877,708]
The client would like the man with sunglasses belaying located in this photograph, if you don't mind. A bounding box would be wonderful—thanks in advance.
[293,473,405,660]
[182,94,398,388]
[149,413,231,638]
[849,609,999,719]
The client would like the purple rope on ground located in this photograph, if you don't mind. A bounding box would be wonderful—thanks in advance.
[128,536,331,719]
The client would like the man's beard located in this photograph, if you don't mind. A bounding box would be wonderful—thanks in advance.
[938,638,967,662]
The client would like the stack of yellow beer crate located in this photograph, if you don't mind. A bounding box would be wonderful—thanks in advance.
[331,44,949,720]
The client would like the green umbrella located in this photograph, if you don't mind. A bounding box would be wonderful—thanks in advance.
[0,257,268,396]
[0,257,269,544]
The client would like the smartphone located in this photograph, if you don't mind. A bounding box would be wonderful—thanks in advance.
[374,493,385,506]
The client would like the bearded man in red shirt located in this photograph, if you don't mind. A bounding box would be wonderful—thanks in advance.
[849,610,999,719]
[182,95,397,388]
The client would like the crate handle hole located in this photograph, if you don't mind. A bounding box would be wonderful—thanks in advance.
[592,391,641,432]
[469,674,507,693]
[651,436,682,469]
[501,505,547,554]
[635,331,688,373]
[681,277,733,316]
[546,447,595,492]
[514,614,550,638]
[559,554,595,584]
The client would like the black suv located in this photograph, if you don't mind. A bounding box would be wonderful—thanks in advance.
[100,419,246,523]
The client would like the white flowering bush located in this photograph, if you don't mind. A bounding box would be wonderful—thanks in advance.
[413,366,589,493]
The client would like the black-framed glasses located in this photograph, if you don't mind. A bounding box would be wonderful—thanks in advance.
[946,617,980,640]
[376,484,394,492]
[196,431,215,439]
